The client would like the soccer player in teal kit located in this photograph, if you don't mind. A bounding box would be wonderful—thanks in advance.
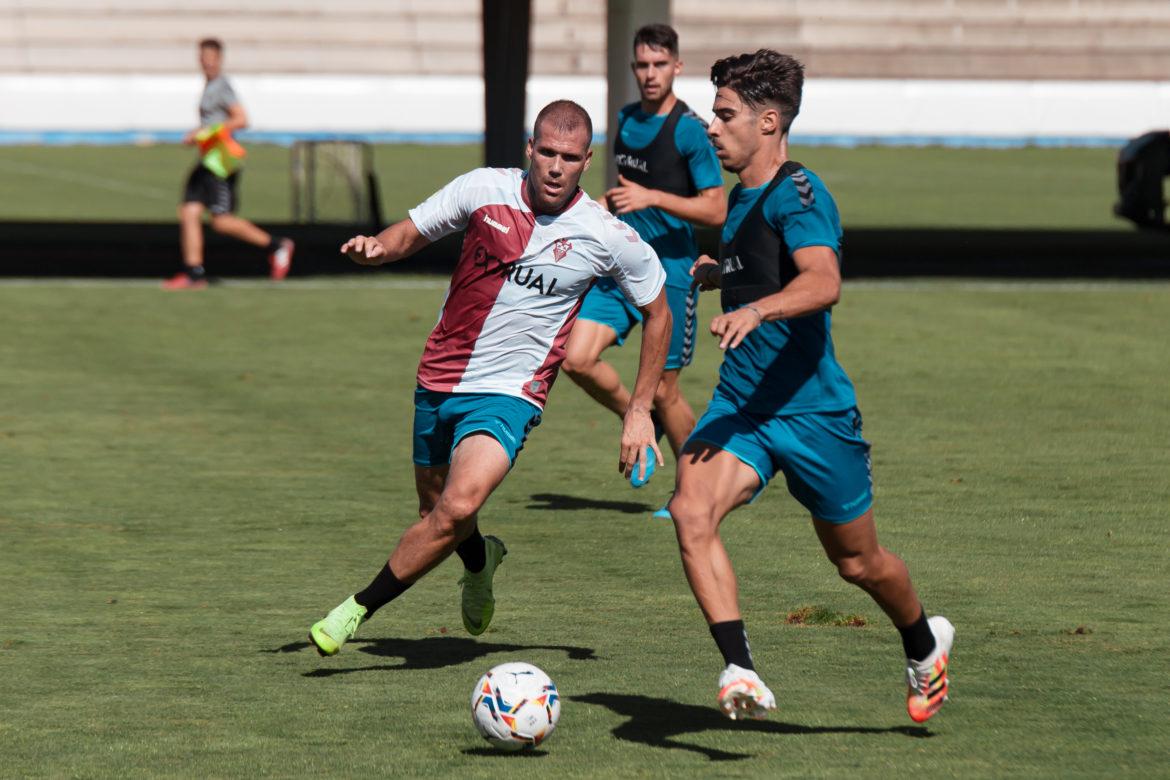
[562,24,725,491]
[669,49,955,723]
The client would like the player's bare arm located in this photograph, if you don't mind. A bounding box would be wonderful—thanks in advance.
[710,245,840,350]
[340,218,431,266]
[619,289,672,480]
[606,177,726,228]
[223,103,248,133]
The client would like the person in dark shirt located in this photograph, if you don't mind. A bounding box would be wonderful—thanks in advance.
[562,24,725,498]
[672,49,954,724]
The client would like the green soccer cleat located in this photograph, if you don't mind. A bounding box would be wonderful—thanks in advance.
[309,595,368,657]
[458,535,507,636]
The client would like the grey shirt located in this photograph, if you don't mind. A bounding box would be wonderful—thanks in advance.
[199,75,239,126]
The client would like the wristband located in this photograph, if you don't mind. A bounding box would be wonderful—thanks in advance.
[745,304,764,323]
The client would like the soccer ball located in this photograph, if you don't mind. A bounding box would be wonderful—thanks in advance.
[470,662,561,751]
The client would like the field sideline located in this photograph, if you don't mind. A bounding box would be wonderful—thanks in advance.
[1,278,1167,777]
[0,144,1123,230]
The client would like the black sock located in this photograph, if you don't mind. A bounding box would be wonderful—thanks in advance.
[455,527,487,573]
[710,620,755,670]
[266,238,282,253]
[354,563,411,617]
[897,609,937,661]
[187,265,206,279]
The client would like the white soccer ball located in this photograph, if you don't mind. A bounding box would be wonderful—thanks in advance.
[470,662,561,751]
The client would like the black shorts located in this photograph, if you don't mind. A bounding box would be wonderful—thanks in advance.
[182,165,239,215]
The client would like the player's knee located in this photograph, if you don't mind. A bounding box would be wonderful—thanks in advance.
[833,554,876,589]
[561,351,593,379]
[432,493,481,529]
[654,379,680,407]
[668,494,718,544]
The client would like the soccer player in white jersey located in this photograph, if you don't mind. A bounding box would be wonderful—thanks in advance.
[308,101,672,656]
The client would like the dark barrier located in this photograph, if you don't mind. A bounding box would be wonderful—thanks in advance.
[1,221,1168,278]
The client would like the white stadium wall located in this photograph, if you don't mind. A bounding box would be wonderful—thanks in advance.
[5,0,1170,147]
[1,74,1167,147]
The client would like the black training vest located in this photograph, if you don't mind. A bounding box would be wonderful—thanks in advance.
[612,100,697,198]
[719,161,807,309]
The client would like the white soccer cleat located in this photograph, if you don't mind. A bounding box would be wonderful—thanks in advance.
[905,615,955,723]
[717,663,776,720]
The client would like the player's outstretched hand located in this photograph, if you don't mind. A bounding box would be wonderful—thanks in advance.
[691,255,721,290]
[710,305,763,350]
[619,406,663,482]
[340,235,387,265]
[605,175,659,215]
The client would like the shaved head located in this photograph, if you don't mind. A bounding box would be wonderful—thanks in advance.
[533,100,593,148]
[525,99,593,213]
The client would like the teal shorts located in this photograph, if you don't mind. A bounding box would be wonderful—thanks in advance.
[687,393,874,523]
[578,275,698,370]
[412,387,542,467]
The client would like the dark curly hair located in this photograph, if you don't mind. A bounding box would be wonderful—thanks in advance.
[710,49,804,133]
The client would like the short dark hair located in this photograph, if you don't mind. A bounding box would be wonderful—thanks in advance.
[633,23,678,57]
[710,49,804,134]
[198,38,223,52]
[533,99,593,145]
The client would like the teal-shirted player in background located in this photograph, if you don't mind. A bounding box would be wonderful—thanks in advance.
[670,49,955,723]
[562,24,725,494]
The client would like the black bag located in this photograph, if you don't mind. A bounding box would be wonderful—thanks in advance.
[1115,131,1170,229]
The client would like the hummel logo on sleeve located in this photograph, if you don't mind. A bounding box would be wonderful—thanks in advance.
[482,213,511,234]
[790,171,814,208]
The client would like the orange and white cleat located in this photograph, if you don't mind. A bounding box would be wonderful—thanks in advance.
[161,272,208,290]
[269,238,295,281]
[717,664,776,720]
[906,615,955,723]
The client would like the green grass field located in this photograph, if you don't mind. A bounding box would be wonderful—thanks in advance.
[0,143,1125,230]
[1,278,1167,777]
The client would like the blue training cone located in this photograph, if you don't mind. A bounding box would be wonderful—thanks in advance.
[630,446,656,488]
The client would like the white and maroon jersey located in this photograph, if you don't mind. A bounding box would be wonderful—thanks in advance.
[407,167,665,408]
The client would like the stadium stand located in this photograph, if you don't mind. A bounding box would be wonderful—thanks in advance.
[1,0,1169,79]
[3,1,1168,279]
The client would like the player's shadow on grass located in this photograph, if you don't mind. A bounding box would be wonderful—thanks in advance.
[573,692,931,762]
[528,492,652,514]
[268,636,597,677]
